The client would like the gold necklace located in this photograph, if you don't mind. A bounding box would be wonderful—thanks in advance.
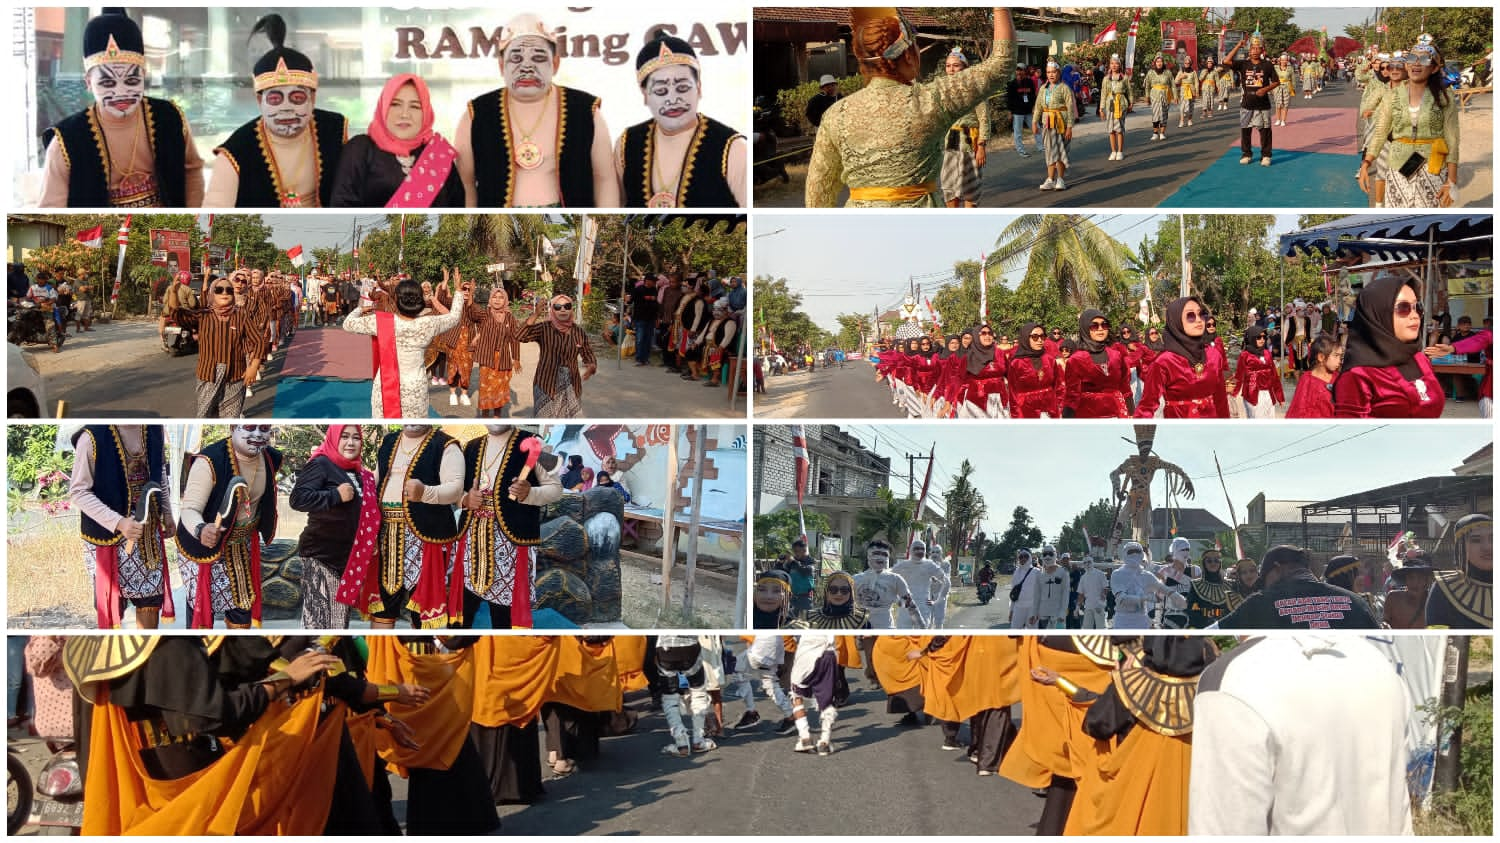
[481,435,509,488]
[648,118,699,208]
[509,88,553,171]
[97,105,147,186]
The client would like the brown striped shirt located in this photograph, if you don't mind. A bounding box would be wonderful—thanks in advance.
[518,320,597,398]
[471,311,521,371]
[195,307,259,382]
[434,297,483,351]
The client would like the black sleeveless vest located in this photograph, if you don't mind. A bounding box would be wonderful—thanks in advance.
[619,115,742,208]
[456,431,543,546]
[214,109,347,208]
[467,86,598,207]
[43,98,188,207]
[75,425,166,545]
[377,430,461,544]
[174,439,282,562]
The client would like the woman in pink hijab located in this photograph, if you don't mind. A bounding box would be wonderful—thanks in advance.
[331,73,464,207]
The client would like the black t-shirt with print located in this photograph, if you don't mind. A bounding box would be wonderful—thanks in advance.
[1232,57,1279,110]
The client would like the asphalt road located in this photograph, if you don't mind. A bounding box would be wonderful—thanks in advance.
[754,363,903,419]
[944,580,1016,630]
[484,674,1042,835]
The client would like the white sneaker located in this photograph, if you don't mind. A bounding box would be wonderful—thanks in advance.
[1239,155,1252,164]
[793,737,815,753]
[1261,158,1271,167]
[1039,178,1055,190]
[1188,119,1194,126]
[1117,151,1125,161]
[449,392,458,406]
[1053,177,1067,190]
[244,386,254,398]
[460,392,471,406]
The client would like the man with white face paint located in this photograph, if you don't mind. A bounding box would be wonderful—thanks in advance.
[454,425,563,629]
[615,31,746,207]
[927,542,954,627]
[455,14,620,208]
[1076,555,1109,629]
[852,539,924,630]
[889,539,947,628]
[1155,536,1200,628]
[1110,541,1184,629]
[174,425,283,628]
[41,10,204,207]
[205,14,348,208]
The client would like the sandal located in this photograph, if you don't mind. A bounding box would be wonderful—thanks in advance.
[692,739,718,753]
[660,743,691,758]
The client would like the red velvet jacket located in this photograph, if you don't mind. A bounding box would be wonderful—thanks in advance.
[1333,355,1445,418]
[1232,349,1286,404]
[1449,329,1492,399]
[1285,371,1335,418]
[1135,347,1231,418]
[965,352,1009,412]
[1064,346,1131,417]
[1006,354,1063,418]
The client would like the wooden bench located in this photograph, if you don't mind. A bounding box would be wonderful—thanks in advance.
[622,506,744,548]
[1458,86,1491,110]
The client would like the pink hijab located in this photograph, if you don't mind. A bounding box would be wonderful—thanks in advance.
[368,73,437,156]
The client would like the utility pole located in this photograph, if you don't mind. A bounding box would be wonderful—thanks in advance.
[1179,214,1190,298]
[905,452,933,501]
[1433,636,1471,796]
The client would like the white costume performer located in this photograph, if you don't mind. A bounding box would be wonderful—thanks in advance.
[654,635,713,755]
[1110,541,1185,629]
[1029,559,1071,629]
[789,633,840,754]
[1076,555,1109,629]
[889,540,948,628]
[1155,537,1200,629]
[1008,549,1036,627]
[736,634,794,724]
[927,542,954,627]
[852,540,924,629]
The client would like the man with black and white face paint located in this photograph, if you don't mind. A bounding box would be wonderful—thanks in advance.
[174,425,283,628]
[205,14,349,208]
[41,10,204,207]
[366,425,465,628]
[455,13,619,208]
[615,31,746,207]
[889,539,947,628]
[852,539,925,630]
[453,425,562,628]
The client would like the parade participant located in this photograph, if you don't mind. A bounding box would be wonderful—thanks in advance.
[965,323,1009,414]
[174,425,281,628]
[1111,542,1184,629]
[1007,65,1039,156]
[1286,334,1342,418]
[702,299,740,388]
[939,47,990,208]
[1322,553,1384,625]
[651,636,716,756]
[205,15,348,207]
[342,275,471,418]
[1230,557,1260,600]
[1189,636,1412,834]
[1185,549,1241,627]
[1135,297,1230,418]
[1231,324,1285,418]
[1076,556,1109,629]
[1367,55,1407,206]
[616,31,747,207]
[455,13,619,208]
[454,425,561,628]
[1156,537,1198,629]
[1281,301,1311,373]
[194,275,263,417]
[1273,54,1297,126]
[927,542,955,627]
[435,275,485,407]
[470,285,523,417]
[1217,545,1379,629]
[753,569,794,629]
[70,425,173,629]
[519,292,598,417]
[468,636,551,806]
[1425,513,1491,629]
[1033,61,1075,191]
[1174,59,1197,128]
[890,539,948,628]
[1203,312,1226,358]
[1215,60,1234,111]
[1098,55,1130,161]
[1428,322,1493,418]
[1334,276,1444,418]
[782,538,820,613]
[735,628,798,734]
[1362,40,1461,208]
[1141,55,1174,141]
[806,74,841,129]
[786,634,844,754]
[946,635,1020,775]
[1301,53,1320,98]
[1064,309,1130,418]
[1196,59,1219,121]
[794,571,871,631]
[871,635,932,726]
[290,424,375,629]
[40,10,204,207]
[804,8,1015,207]
[330,73,463,208]
[1357,55,1391,168]
[1020,550,1071,629]
[354,426,465,629]
[1007,322,1063,418]
[1223,35,1279,166]
[852,539,925,630]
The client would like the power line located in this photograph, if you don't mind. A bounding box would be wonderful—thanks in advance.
[1189,425,1391,479]
[1217,425,1342,471]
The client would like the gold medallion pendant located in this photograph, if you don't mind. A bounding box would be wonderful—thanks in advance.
[647,191,678,208]
[515,139,544,170]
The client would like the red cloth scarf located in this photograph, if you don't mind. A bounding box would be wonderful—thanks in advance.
[190,534,260,629]
[410,541,452,629]
[322,424,383,615]
[372,311,401,417]
[451,532,532,628]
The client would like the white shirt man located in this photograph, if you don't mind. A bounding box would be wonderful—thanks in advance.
[889,539,947,629]
[852,539,923,629]
[927,543,954,627]
[1027,557,1071,629]
[1076,556,1110,629]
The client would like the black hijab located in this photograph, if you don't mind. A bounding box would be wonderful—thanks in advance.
[938,334,961,360]
[1161,296,1207,366]
[1343,275,1424,380]
[1243,323,1268,356]
[1079,308,1112,364]
[1013,321,1046,370]
[1141,636,1218,678]
[1145,326,1166,352]
[967,324,995,376]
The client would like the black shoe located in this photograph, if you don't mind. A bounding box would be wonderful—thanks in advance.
[941,739,964,751]
[775,717,797,735]
[732,710,762,730]
[897,712,922,727]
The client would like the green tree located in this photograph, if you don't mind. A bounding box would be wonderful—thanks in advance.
[993,214,1132,326]
[834,311,871,351]
[753,275,831,351]
[941,459,987,559]
[754,508,831,560]
[209,215,280,273]
[855,486,914,546]
[1056,498,1117,558]
[993,506,1044,570]
[1376,9,1493,64]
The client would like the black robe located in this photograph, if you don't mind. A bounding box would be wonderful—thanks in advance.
[328,134,465,208]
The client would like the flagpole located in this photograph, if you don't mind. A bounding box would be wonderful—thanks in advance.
[1213,451,1246,560]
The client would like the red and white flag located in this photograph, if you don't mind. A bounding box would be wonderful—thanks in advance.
[1125,8,1142,73]
[790,425,810,542]
[109,215,132,305]
[979,253,988,324]
[1093,22,1119,45]
[76,225,103,248]
[116,214,131,247]
[287,244,306,267]
[912,443,935,548]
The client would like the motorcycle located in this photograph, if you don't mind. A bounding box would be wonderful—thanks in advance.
[7,722,83,834]
[7,300,64,353]
[162,308,200,357]
[976,580,996,605]
[752,97,789,186]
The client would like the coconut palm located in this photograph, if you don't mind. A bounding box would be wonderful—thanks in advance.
[857,486,915,546]
[942,459,987,559]
[991,214,1128,310]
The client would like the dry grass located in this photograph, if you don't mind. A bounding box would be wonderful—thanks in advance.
[1413,808,1468,836]
[754,162,810,206]
[8,512,95,628]
[619,551,738,629]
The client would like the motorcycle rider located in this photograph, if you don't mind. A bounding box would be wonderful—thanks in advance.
[975,561,997,603]
[160,270,200,350]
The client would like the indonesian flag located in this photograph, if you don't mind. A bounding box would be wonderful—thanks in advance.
[1125,8,1142,74]
[116,215,131,247]
[915,444,935,529]
[76,225,103,248]
[1201,7,1210,20]
[979,253,988,324]
[1093,22,1118,45]
[287,245,305,267]
[790,425,810,542]
[925,297,940,329]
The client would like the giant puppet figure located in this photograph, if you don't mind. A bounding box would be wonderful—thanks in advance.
[205,14,348,208]
[40,9,205,207]
[615,31,747,207]
[1109,424,1194,547]
[454,13,620,208]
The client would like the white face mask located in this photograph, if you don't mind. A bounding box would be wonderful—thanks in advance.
[503,37,556,103]
[643,69,701,134]
[231,426,272,457]
[867,550,890,571]
[258,84,315,138]
[88,63,146,119]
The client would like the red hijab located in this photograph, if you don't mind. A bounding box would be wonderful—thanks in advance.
[310,424,364,471]
[367,73,436,156]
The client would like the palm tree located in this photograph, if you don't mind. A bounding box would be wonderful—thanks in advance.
[857,487,914,546]
[450,214,572,298]
[992,214,1127,310]
[942,459,987,559]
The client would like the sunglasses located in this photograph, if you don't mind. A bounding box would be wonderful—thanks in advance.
[1183,311,1204,322]
[1394,301,1425,318]
[1028,331,1045,339]
[1089,320,1109,330]
[211,286,233,294]
[979,329,993,335]
[552,302,574,311]
[825,585,852,595]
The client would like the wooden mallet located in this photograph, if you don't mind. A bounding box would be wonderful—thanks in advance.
[509,438,544,502]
